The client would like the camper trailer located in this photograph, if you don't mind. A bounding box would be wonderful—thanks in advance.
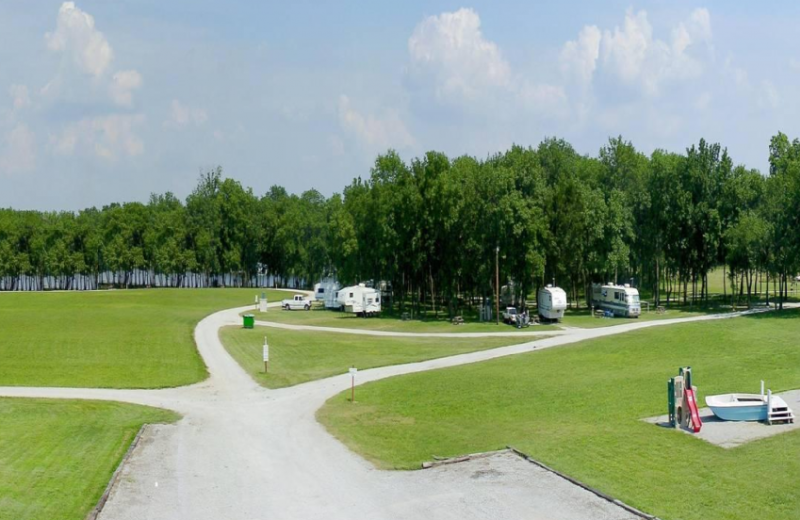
[538,285,567,321]
[314,278,341,309]
[592,283,641,318]
[336,283,381,317]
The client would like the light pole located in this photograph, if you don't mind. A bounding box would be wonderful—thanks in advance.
[495,245,500,325]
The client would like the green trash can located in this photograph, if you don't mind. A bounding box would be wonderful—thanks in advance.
[243,314,255,329]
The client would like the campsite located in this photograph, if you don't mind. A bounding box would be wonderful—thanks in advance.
[3,3,800,520]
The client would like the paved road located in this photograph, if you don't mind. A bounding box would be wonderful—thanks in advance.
[0,304,772,520]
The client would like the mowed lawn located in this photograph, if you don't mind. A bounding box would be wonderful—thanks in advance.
[319,310,800,520]
[0,398,178,520]
[558,305,728,328]
[249,307,559,333]
[251,304,726,331]
[220,327,534,388]
[0,289,287,388]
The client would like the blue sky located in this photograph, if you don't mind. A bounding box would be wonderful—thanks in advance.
[2,1,799,210]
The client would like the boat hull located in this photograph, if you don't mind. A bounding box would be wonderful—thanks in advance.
[706,393,768,421]
[708,404,768,421]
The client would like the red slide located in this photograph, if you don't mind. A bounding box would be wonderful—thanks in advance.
[684,388,703,433]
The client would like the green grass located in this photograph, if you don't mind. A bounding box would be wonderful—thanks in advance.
[249,306,559,332]
[558,305,726,328]
[318,310,800,520]
[220,326,535,388]
[0,289,288,388]
[252,304,727,331]
[0,398,178,520]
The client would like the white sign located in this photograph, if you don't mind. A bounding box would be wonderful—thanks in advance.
[349,367,357,376]
[263,343,269,362]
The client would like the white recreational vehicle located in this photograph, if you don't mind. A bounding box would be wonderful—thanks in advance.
[592,283,641,317]
[538,285,567,321]
[336,283,381,317]
[314,278,341,309]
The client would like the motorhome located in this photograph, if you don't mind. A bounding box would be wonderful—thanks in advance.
[537,285,567,321]
[591,283,641,318]
[336,283,381,317]
[314,278,341,309]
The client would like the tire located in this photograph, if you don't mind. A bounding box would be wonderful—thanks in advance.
[305,304,310,311]
[284,304,290,311]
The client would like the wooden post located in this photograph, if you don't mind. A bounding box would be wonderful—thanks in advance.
[264,336,269,374]
[495,246,500,325]
[349,366,357,403]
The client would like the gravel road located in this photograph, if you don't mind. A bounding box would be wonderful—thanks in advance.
[0,303,770,520]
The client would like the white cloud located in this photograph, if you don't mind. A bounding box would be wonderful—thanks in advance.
[41,2,143,109]
[53,114,145,160]
[338,95,414,151]
[165,99,208,128]
[45,2,114,78]
[0,124,36,175]
[407,8,567,119]
[328,134,345,156]
[407,8,510,102]
[9,85,31,110]
[518,82,569,118]
[561,26,602,85]
[593,8,714,96]
[695,91,712,110]
[109,70,142,107]
[758,80,779,109]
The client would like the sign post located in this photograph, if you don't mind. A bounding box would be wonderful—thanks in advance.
[349,366,357,403]
[259,292,267,313]
[264,336,269,374]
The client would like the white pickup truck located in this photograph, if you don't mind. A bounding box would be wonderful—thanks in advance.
[282,294,312,311]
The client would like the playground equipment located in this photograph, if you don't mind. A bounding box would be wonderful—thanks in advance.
[667,367,702,433]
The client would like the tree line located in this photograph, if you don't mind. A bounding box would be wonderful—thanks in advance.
[2,134,799,313]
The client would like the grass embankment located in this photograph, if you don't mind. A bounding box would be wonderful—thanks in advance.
[220,327,532,388]
[0,288,287,388]
[319,310,800,520]
[0,398,178,520]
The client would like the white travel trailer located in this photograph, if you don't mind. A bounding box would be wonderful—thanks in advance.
[314,278,341,309]
[592,283,641,318]
[538,285,567,321]
[336,283,382,317]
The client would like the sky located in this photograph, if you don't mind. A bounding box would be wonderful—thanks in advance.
[2,1,800,210]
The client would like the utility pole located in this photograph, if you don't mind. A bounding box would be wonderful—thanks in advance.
[495,245,500,325]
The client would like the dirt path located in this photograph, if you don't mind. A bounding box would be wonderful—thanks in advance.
[0,304,771,520]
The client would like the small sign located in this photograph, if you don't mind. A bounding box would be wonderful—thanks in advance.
[349,367,357,376]
[263,343,269,362]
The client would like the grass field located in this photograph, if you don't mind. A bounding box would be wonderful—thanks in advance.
[319,310,800,520]
[0,289,288,388]
[0,398,178,520]
[558,305,726,328]
[251,304,726,331]
[249,306,559,332]
[220,326,534,388]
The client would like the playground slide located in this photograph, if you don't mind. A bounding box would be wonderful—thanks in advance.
[685,388,703,433]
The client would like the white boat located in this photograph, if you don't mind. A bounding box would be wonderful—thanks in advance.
[705,394,769,421]
[706,386,795,424]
